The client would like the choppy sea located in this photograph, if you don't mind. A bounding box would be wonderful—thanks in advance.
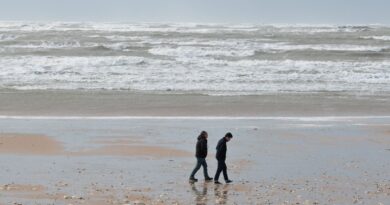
[1,22,390,95]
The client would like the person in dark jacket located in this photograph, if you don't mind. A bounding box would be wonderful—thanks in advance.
[214,132,233,184]
[189,131,213,183]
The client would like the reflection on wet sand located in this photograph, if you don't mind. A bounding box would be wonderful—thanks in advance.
[191,183,208,205]
[190,182,231,205]
[214,184,229,205]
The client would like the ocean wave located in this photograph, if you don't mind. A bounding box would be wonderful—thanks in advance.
[258,43,387,52]
[149,46,255,57]
[1,56,390,94]
[3,40,386,55]
[0,34,21,42]
[84,42,145,52]
[1,21,390,95]
[360,36,390,41]
[6,41,81,49]
[0,22,381,34]
[148,43,387,58]
[269,25,373,33]
[103,35,149,41]
[3,41,147,53]
[143,38,258,47]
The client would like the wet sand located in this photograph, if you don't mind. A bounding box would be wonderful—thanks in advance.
[0,133,191,158]
[1,117,389,204]
[1,90,390,116]
[0,134,64,155]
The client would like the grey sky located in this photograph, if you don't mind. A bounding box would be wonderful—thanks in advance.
[0,0,389,24]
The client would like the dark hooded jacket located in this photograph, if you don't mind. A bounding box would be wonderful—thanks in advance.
[195,135,208,158]
[215,137,227,161]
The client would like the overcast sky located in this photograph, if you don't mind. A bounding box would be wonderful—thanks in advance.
[0,0,389,24]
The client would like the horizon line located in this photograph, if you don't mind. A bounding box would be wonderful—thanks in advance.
[0,20,388,27]
[1,115,390,121]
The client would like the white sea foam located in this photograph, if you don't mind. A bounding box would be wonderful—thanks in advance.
[3,40,385,54]
[103,35,149,41]
[149,43,386,58]
[0,22,254,33]
[86,42,144,52]
[149,46,255,57]
[361,36,390,41]
[1,56,390,93]
[6,41,81,49]
[0,22,376,33]
[259,43,387,52]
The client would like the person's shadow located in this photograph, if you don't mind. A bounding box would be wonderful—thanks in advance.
[190,183,209,205]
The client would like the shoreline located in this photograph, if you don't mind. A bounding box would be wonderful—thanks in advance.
[1,90,390,117]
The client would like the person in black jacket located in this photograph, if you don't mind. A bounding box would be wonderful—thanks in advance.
[189,131,213,183]
[214,132,233,184]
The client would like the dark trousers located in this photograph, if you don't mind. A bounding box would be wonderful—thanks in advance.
[214,160,228,181]
[190,157,210,179]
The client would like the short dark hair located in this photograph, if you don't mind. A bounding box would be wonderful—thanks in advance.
[225,132,233,138]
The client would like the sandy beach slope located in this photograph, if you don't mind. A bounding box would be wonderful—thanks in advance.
[0,90,390,116]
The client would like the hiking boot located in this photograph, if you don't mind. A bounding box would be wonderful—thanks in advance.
[214,181,222,185]
[205,177,213,181]
[189,178,198,183]
[225,179,233,184]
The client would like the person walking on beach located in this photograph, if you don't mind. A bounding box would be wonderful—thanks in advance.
[214,132,233,184]
[189,131,213,183]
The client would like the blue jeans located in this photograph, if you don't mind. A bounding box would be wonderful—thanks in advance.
[190,157,210,179]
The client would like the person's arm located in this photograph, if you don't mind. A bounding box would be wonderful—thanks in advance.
[216,140,223,159]
[221,143,227,160]
[197,140,206,157]
[196,141,201,156]
[204,141,208,156]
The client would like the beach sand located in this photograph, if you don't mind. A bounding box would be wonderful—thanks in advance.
[1,91,390,204]
[1,90,390,117]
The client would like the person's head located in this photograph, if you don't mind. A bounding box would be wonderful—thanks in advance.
[224,132,233,142]
[199,131,208,139]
